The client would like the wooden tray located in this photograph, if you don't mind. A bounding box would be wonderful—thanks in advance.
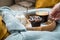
[25,20,56,31]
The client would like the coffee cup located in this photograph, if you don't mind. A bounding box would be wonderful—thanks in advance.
[36,12,49,23]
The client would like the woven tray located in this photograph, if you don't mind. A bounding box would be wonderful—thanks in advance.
[25,19,56,31]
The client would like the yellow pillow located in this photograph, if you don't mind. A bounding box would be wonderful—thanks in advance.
[0,16,7,40]
[35,0,60,8]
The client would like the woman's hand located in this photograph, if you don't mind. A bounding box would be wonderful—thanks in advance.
[50,2,60,20]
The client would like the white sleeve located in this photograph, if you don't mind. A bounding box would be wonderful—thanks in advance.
[2,8,26,33]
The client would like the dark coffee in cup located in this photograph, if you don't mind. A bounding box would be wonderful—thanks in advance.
[29,16,42,27]
[36,12,48,23]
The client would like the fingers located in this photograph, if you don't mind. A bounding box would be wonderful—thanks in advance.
[50,3,60,20]
[55,13,60,20]
[51,13,60,21]
[50,2,60,15]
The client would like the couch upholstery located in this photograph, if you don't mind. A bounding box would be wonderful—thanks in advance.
[0,0,13,7]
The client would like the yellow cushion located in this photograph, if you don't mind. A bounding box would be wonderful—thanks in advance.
[0,16,7,40]
[35,0,60,8]
[2,32,10,40]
